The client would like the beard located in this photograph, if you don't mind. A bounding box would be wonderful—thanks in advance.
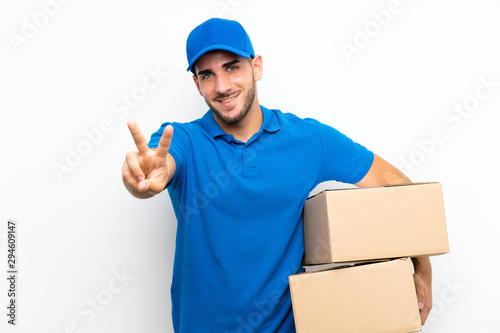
[205,78,256,125]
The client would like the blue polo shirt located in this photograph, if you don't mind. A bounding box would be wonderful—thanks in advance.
[148,106,374,333]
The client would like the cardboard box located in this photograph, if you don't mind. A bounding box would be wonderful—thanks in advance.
[303,182,449,265]
[289,258,422,333]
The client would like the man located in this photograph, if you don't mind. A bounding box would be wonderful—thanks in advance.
[122,18,432,332]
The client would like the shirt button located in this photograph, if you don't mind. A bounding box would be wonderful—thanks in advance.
[226,139,230,143]
[244,148,248,152]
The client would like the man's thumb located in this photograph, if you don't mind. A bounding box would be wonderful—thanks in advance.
[138,180,149,192]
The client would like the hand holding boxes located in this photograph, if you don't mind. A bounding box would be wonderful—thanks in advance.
[289,183,449,333]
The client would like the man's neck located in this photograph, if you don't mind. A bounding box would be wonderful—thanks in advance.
[215,103,263,143]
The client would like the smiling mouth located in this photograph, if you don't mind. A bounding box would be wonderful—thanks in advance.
[216,92,240,104]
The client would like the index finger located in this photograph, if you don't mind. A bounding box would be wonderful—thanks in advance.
[127,120,150,154]
[155,125,174,158]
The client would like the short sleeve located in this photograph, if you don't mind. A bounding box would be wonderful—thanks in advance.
[312,120,374,184]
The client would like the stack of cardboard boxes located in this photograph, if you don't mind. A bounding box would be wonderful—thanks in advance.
[289,183,449,333]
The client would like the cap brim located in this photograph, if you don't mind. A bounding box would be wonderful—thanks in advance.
[187,44,253,72]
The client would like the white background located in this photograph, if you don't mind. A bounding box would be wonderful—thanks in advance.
[1,0,499,332]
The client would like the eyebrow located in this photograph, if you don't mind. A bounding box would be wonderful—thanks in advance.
[197,60,241,76]
[222,60,240,68]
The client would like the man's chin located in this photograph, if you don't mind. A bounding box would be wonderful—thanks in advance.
[214,112,242,125]
[210,106,241,124]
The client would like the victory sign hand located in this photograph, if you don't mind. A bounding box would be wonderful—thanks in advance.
[122,120,175,196]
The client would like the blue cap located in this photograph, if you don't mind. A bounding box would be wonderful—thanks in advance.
[186,18,255,72]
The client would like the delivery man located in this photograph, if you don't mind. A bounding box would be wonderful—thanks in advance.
[122,18,432,333]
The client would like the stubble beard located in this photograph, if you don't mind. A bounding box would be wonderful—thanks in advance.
[206,79,256,126]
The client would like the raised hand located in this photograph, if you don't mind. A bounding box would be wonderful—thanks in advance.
[122,120,175,197]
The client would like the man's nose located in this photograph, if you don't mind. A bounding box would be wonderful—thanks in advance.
[215,74,232,95]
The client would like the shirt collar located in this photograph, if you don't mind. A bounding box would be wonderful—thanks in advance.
[200,110,226,138]
[201,105,281,139]
[261,105,281,133]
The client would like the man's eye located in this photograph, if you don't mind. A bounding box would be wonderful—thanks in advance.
[227,66,237,72]
[202,73,213,80]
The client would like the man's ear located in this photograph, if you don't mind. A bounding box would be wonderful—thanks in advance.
[252,54,263,81]
[192,74,203,96]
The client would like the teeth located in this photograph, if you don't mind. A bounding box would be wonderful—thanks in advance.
[219,95,236,103]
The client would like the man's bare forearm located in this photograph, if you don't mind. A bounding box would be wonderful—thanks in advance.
[355,154,411,188]
[412,256,432,278]
[355,154,433,272]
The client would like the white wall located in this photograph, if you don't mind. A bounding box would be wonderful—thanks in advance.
[1,0,498,332]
